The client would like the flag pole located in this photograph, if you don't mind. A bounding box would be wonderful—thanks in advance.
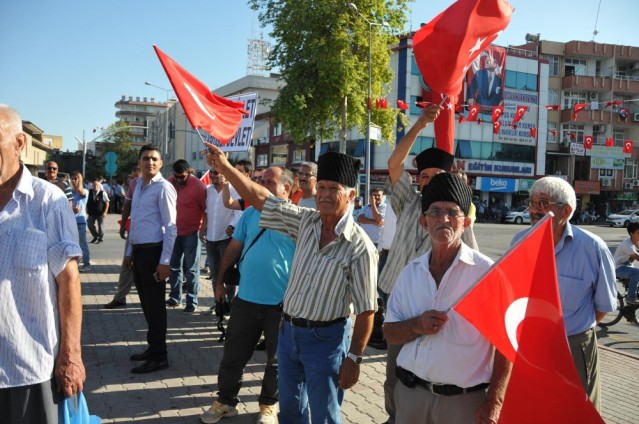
[444,212,555,313]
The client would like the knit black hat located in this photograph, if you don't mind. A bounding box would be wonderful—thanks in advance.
[421,173,473,215]
[317,152,360,188]
[415,147,454,173]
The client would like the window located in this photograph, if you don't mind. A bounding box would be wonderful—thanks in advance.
[293,149,305,163]
[256,154,268,167]
[410,55,420,75]
[542,55,560,76]
[455,140,535,162]
[273,122,283,137]
[408,136,434,155]
[613,130,625,145]
[561,124,584,144]
[504,71,537,91]
[409,95,422,116]
[547,123,558,143]
[547,89,559,106]
[625,160,638,180]
[564,58,586,76]
[562,91,586,109]
[271,145,288,165]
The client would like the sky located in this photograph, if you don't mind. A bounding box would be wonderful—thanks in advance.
[1,0,638,152]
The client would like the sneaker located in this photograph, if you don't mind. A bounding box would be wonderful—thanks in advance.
[256,404,277,424]
[203,305,216,315]
[200,401,238,424]
[183,305,196,314]
[626,296,639,305]
[79,265,92,273]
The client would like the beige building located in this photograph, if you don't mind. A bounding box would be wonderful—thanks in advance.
[20,121,57,167]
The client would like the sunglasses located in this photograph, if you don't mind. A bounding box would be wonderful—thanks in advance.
[47,167,58,171]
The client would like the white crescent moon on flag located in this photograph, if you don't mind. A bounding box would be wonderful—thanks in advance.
[184,82,217,121]
[505,297,529,352]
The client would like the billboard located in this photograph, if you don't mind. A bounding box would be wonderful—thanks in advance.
[203,92,258,152]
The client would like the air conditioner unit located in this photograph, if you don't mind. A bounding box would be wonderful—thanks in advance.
[634,113,639,122]
[625,182,633,189]
[589,92,599,102]
[601,178,611,187]
[634,180,639,187]
[593,124,606,134]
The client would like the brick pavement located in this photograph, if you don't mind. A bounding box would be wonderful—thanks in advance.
[79,218,639,423]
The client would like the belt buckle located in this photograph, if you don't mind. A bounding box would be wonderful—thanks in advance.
[428,382,436,395]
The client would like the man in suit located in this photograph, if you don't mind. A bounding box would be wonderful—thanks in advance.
[467,54,503,109]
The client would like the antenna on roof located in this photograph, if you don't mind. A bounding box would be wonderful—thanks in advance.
[592,0,602,41]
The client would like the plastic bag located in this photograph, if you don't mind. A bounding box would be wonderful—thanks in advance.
[60,392,101,424]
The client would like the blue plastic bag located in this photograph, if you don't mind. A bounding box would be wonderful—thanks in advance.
[60,392,101,424]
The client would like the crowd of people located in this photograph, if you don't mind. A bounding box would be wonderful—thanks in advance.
[0,102,625,424]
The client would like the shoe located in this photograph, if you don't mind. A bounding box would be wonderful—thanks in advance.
[96,238,103,244]
[90,238,97,243]
[166,298,180,307]
[79,265,92,273]
[626,296,639,305]
[199,401,238,424]
[203,305,216,315]
[183,305,196,314]
[256,404,277,424]
[130,350,152,361]
[201,268,209,275]
[104,300,126,309]
[255,339,266,351]
[131,359,169,374]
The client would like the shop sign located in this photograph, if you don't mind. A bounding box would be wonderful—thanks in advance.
[574,180,601,195]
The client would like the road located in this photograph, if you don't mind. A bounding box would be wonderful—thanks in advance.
[473,222,639,356]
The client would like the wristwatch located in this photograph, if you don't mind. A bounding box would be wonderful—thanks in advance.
[347,352,363,365]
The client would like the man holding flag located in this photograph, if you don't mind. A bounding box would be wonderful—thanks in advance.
[511,177,617,411]
[384,173,511,424]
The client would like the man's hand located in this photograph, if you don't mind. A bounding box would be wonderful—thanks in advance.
[199,231,207,243]
[338,357,360,390]
[119,227,127,240]
[411,310,448,336]
[475,397,502,424]
[157,264,170,281]
[54,351,85,397]
[215,281,226,304]
[416,104,443,128]
[225,225,235,236]
[123,256,133,269]
[204,142,232,173]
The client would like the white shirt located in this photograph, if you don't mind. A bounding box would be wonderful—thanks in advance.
[613,237,639,268]
[126,173,177,264]
[358,201,387,244]
[386,243,495,387]
[205,184,242,242]
[0,166,81,388]
[297,195,317,209]
[378,201,396,251]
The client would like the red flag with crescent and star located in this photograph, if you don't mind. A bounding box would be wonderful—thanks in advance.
[572,103,588,121]
[606,137,615,147]
[545,105,560,111]
[511,105,528,124]
[467,104,480,122]
[454,216,604,423]
[492,105,504,123]
[529,127,537,138]
[584,135,594,149]
[396,100,409,110]
[154,46,248,144]
[412,0,513,153]
[605,100,624,108]
[493,121,501,134]
[624,140,633,154]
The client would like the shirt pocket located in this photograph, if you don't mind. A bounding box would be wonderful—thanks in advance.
[14,227,48,274]
[557,275,588,315]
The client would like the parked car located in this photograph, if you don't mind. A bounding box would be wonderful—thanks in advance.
[606,210,639,228]
[503,206,530,224]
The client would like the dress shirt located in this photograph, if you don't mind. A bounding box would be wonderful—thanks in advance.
[126,173,177,265]
[386,243,494,387]
[260,196,378,321]
[205,184,242,242]
[358,201,387,244]
[378,201,396,251]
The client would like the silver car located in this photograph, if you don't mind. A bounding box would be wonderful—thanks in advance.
[606,210,639,228]
[504,206,530,224]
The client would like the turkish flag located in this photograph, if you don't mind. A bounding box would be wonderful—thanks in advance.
[492,105,504,122]
[376,98,388,109]
[549,129,557,137]
[619,107,630,119]
[396,100,409,110]
[584,135,594,149]
[154,46,248,144]
[467,104,480,121]
[413,0,512,154]
[624,140,633,154]
[458,114,465,124]
[200,170,211,186]
[605,100,624,108]
[545,105,560,111]
[512,105,528,124]
[493,121,501,134]
[416,101,431,109]
[530,127,537,138]
[572,103,588,121]
[606,137,615,147]
[455,216,604,423]
[569,132,576,141]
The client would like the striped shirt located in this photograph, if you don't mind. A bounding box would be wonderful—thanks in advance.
[260,196,378,321]
[378,172,478,294]
[0,166,81,388]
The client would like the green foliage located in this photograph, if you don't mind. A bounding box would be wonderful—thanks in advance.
[248,0,412,146]
[94,122,139,183]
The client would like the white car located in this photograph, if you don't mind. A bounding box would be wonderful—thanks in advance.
[606,210,639,228]
[503,206,530,224]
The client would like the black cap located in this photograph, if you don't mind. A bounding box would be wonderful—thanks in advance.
[317,152,360,188]
[421,173,472,215]
[415,147,454,173]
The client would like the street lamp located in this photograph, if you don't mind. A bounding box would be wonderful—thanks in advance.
[145,81,173,158]
[349,3,389,197]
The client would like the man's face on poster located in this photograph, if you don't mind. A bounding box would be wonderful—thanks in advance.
[485,55,497,72]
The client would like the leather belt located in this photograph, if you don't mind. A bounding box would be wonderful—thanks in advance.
[283,313,346,328]
[396,366,489,396]
[131,242,163,251]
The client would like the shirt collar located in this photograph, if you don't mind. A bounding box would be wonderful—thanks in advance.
[15,164,35,201]
[415,240,477,272]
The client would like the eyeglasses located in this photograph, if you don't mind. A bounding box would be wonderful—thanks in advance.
[47,167,58,171]
[298,172,315,178]
[423,208,465,219]
[526,199,564,210]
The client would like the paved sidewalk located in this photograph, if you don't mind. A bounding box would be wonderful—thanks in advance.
[79,220,639,423]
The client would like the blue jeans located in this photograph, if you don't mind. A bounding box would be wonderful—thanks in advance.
[616,265,639,300]
[205,238,237,304]
[168,232,201,306]
[277,318,352,424]
[77,222,91,266]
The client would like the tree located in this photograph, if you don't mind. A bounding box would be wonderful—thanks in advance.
[95,122,140,183]
[249,0,412,152]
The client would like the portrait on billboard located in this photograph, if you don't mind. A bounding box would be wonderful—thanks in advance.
[466,46,506,114]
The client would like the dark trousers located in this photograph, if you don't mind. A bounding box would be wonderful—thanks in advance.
[87,215,104,240]
[0,379,62,424]
[132,245,167,361]
[218,297,281,407]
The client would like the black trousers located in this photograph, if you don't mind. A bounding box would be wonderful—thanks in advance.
[132,245,167,361]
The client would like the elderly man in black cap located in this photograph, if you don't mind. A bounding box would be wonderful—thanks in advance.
[204,142,377,424]
[384,173,511,424]
[378,105,478,424]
